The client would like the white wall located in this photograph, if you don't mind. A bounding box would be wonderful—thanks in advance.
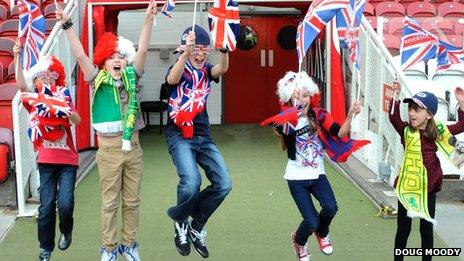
[118,4,222,124]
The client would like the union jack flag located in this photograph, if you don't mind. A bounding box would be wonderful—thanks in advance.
[168,61,211,138]
[260,106,301,135]
[400,17,439,70]
[436,40,464,72]
[161,0,175,18]
[208,0,240,51]
[296,0,350,63]
[336,0,365,73]
[21,82,72,149]
[17,0,46,70]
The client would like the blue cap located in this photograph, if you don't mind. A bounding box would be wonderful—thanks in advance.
[403,91,438,116]
[180,25,211,46]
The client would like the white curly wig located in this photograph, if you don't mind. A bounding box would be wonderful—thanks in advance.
[277,71,319,103]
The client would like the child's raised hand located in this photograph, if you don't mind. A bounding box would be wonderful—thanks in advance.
[183,32,195,57]
[145,0,158,21]
[348,101,361,117]
[392,80,401,92]
[54,1,69,25]
[13,38,21,57]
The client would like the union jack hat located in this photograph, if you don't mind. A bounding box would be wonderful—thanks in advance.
[93,32,136,69]
[277,71,319,103]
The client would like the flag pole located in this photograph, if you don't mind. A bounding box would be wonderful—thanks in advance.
[192,0,198,33]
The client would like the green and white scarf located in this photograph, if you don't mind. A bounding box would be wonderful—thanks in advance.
[396,122,453,224]
[92,66,139,150]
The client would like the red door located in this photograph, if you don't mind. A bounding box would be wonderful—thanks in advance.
[225,15,299,123]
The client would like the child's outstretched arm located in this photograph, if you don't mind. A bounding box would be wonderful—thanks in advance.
[447,87,464,134]
[211,49,229,79]
[55,4,95,79]
[338,101,361,137]
[13,39,28,92]
[133,0,157,74]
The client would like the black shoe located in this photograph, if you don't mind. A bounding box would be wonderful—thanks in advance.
[174,221,190,256]
[57,233,72,250]
[188,224,209,258]
[39,249,51,261]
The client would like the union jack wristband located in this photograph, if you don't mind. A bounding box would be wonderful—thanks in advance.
[62,19,73,30]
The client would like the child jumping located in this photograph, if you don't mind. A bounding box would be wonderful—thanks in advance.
[14,40,81,261]
[164,25,232,258]
[262,71,368,261]
[389,82,464,261]
[55,1,157,260]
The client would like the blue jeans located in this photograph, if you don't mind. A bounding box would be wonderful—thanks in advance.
[167,134,232,229]
[38,164,77,252]
[287,175,338,246]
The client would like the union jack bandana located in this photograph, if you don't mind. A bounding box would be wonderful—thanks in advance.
[21,81,72,150]
[168,61,212,138]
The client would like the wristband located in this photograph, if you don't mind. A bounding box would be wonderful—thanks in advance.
[219,48,228,53]
[62,19,73,30]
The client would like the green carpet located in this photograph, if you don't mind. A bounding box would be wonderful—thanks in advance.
[0,125,457,260]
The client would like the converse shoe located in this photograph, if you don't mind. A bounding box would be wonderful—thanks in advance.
[100,246,118,261]
[315,233,333,255]
[291,232,310,261]
[174,221,190,256]
[39,248,51,261]
[57,233,72,250]
[188,224,209,258]
[118,242,141,261]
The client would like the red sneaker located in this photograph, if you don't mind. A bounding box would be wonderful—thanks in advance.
[315,233,333,255]
[291,232,310,261]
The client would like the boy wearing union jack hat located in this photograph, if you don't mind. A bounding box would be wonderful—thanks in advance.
[56,1,157,260]
[14,40,81,261]
[164,24,231,258]
[262,71,368,261]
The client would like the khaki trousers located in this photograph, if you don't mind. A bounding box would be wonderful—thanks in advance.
[96,132,143,250]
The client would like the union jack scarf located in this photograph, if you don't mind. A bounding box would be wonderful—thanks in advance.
[260,105,302,135]
[168,61,211,138]
[21,81,72,150]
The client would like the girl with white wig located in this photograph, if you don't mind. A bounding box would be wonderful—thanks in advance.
[262,71,368,261]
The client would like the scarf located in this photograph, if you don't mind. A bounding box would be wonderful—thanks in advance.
[92,66,139,151]
[261,106,370,162]
[21,81,72,150]
[168,61,211,138]
[396,123,454,224]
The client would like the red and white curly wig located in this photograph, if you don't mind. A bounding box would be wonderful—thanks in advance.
[93,32,136,69]
[25,56,66,88]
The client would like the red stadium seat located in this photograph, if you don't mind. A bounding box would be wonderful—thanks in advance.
[0,5,7,23]
[8,5,19,19]
[383,34,401,55]
[437,2,464,18]
[364,3,375,17]
[376,1,406,17]
[407,2,437,17]
[422,17,454,35]
[0,1,9,11]
[386,19,404,35]
[3,61,15,83]
[0,20,19,39]
[366,16,377,30]
[441,34,463,48]
[453,19,464,35]
[45,20,57,35]
[0,37,14,76]
[0,63,3,84]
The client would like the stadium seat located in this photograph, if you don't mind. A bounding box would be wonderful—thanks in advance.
[437,2,464,18]
[421,17,454,35]
[453,19,463,35]
[376,2,406,17]
[3,61,15,83]
[442,34,463,48]
[0,1,8,11]
[8,5,19,19]
[0,37,14,76]
[364,2,375,17]
[0,20,19,39]
[45,20,57,35]
[407,1,437,17]
[0,5,7,23]
[0,63,3,84]
[383,34,401,55]
[366,16,377,30]
[386,18,404,35]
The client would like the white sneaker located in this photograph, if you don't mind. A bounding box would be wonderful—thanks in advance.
[100,247,118,261]
[291,232,310,261]
[118,242,141,261]
[315,233,333,255]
